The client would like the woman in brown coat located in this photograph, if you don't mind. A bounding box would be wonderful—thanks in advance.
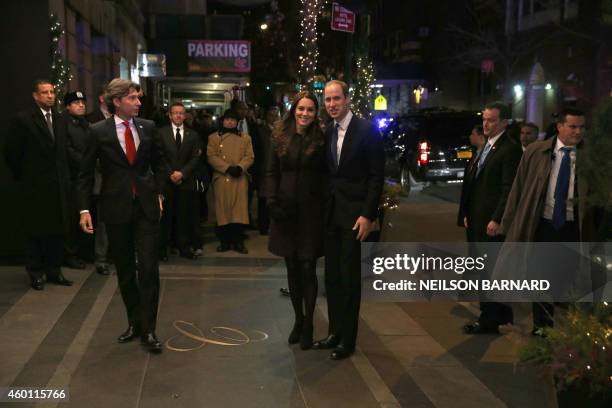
[266,91,326,349]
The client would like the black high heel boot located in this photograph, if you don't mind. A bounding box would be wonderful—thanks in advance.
[286,257,304,344]
[288,320,303,344]
[300,324,313,350]
[299,259,317,350]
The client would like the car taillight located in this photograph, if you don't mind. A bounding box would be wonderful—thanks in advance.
[418,141,429,165]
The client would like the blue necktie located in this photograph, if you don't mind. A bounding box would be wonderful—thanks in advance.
[331,123,340,167]
[552,146,573,230]
[476,142,492,177]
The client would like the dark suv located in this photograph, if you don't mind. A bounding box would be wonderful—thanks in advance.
[382,109,482,192]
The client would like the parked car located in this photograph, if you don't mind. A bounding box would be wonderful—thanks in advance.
[382,109,482,192]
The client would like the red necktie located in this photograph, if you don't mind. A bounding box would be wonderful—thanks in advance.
[123,121,136,165]
[123,121,137,196]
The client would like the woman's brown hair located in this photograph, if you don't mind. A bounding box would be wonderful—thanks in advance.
[271,91,325,156]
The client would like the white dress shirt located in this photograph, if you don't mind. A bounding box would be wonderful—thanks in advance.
[114,115,140,153]
[486,130,504,149]
[171,123,184,142]
[543,138,576,221]
[334,110,353,162]
[40,107,52,122]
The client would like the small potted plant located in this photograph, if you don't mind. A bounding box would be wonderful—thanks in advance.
[369,180,403,241]
[519,303,611,407]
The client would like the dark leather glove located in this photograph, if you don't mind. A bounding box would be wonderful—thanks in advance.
[227,165,242,178]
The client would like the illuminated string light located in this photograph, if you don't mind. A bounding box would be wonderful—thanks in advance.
[298,0,327,85]
[49,14,72,103]
[351,56,376,119]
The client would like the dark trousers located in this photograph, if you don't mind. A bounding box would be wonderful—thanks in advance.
[25,234,64,281]
[91,195,110,267]
[63,221,80,260]
[216,223,245,246]
[324,224,362,351]
[532,219,579,329]
[257,196,270,234]
[64,188,91,261]
[247,181,256,227]
[199,189,208,221]
[469,234,514,330]
[478,301,514,330]
[160,187,191,253]
[106,199,160,334]
[189,191,202,249]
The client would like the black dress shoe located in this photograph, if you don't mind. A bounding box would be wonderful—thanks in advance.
[312,334,341,350]
[330,345,354,360]
[233,243,248,254]
[279,287,290,297]
[141,333,163,353]
[30,278,44,291]
[216,243,231,252]
[288,321,303,344]
[118,326,140,343]
[300,325,313,350]
[96,265,111,275]
[463,321,498,335]
[48,274,73,286]
[179,250,197,260]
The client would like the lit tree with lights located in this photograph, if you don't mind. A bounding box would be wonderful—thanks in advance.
[350,56,376,119]
[298,0,327,86]
[49,14,72,103]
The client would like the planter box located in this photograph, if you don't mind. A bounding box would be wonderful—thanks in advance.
[557,384,611,408]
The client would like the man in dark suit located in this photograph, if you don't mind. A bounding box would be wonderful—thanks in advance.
[313,80,385,360]
[158,102,201,260]
[85,85,111,124]
[85,85,112,275]
[4,79,73,290]
[78,78,167,353]
[461,101,522,334]
[62,91,91,270]
[457,125,485,238]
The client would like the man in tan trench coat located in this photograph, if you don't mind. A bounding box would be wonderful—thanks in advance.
[498,108,600,333]
[207,109,254,253]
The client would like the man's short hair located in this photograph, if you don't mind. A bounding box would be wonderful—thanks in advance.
[104,78,141,114]
[472,125,484,135]
[169,102,185,111]
[484,101,511,120]
[324,80,349,97]
[521,122,539,134]
[558,107,585,123]
[33,79,53,92]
